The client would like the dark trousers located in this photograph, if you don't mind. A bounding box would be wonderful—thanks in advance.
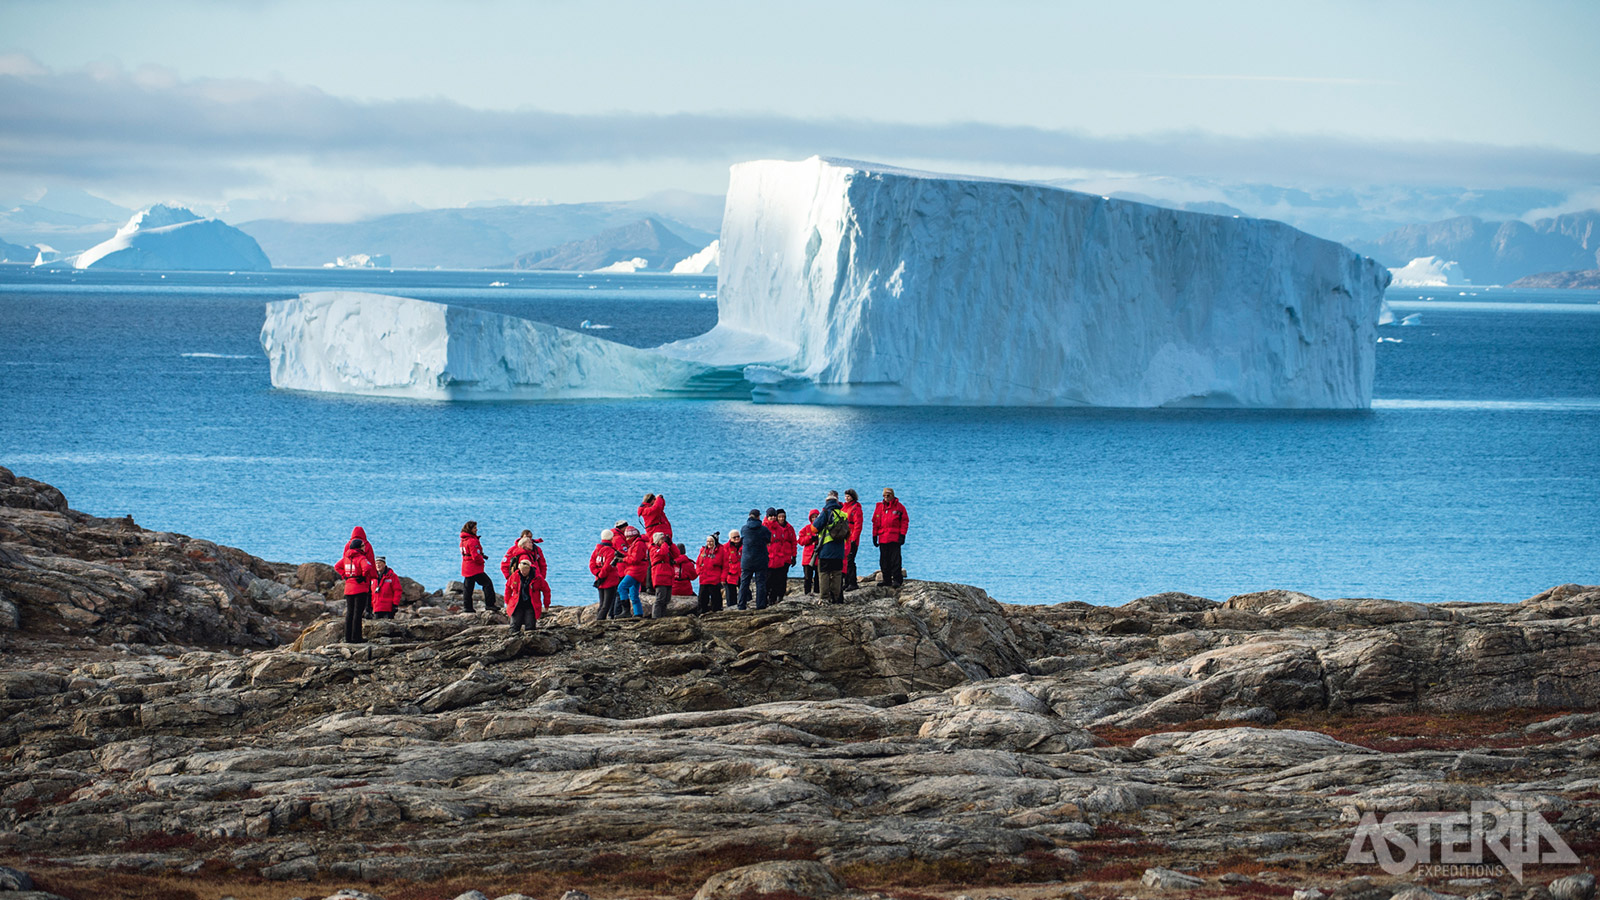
[374,610,394,620]
[462,572,496,612]
[879,541,904,587]
[737,567,767,610]
[596,586,619,621]
[844,542,860,590]
[697,582,721,614]
[766,565,792,604]
[344,592,368,642]
[653,585,672,619]
[818,557,844,604]
[723,582,738,611]
[803,563,817,594]
[509,598,538,632]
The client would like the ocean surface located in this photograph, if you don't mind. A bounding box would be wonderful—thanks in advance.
[1,266,1597,606]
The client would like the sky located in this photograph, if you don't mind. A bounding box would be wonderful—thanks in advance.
[1,0,1598,222]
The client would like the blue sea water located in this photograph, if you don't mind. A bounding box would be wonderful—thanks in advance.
[1,266,1596,606]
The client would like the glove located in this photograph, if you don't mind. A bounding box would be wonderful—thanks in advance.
[873,539,879,546]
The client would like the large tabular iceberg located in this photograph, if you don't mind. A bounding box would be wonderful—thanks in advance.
[715,158,1389,407]
[262,158,1389,408]
[262,292,749,400]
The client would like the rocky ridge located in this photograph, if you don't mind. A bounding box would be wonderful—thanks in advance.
[0,468,1596,899]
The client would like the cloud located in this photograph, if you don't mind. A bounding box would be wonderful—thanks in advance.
[1,57,1597,193]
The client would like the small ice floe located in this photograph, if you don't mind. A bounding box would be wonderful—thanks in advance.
[1400,313,1423,326]
[489,281,508,287]
[1377,337,1404,344]
[181,352,254,359]
[579,320,612,330]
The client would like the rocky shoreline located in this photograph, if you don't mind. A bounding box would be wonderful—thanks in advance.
[1,466,1596,900]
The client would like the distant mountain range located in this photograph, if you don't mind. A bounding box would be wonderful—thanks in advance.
[1349,211,1600,286]
[237,194,722,269]
[1508,269,1600,289]
[506,217,700,271]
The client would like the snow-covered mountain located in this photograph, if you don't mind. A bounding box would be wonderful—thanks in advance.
[506,218,698,271]
[63,205,271,271]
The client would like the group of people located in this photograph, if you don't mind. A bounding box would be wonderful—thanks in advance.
[586,488,911,620]
[331,488,911,642]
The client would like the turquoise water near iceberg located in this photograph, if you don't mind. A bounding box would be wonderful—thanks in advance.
[1,267,1596,606]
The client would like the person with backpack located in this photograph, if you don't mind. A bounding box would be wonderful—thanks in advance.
[501,531,544,581]
[335,536,377,642]
[370,556,403,619]
[814,493,850,604]
[344,526,376,618]
[459,521,497,613]
[872,488,911,588]
[505,556,545,632]
[737,509,771,610]
[721,531,743,612]
[841,489,864,591]
[672,543,697,598]
[590,529,623,621]
[797,509,820,595]
[696,533,725,614]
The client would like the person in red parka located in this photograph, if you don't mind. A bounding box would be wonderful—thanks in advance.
[371,557,403,619]
[872,487,911,588]
[695,533,725,614]
[500,531,546,580]
[720,531,743,612]
[638,493,672,541]
[672,543,697,598]
[796,509,820,595]
[335,536,376,643]
[505,556,547,632]
[619,526,648,616]
[648,532,685,619]
[345,526,376,619]
[841,489,864,591]
[590,529,623,621]
[459,521,497,613]
[764,508,798,606]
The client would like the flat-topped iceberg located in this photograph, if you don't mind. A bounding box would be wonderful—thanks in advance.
[717,158,1390,407]
[261,292,748,400]
[261,158,1389,408]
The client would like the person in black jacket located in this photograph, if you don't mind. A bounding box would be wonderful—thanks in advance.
[737,509,771,610]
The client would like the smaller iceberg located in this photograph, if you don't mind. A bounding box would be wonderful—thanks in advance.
[1389,256,1469,288]
[261,291,751,400]
[671,240,720,274]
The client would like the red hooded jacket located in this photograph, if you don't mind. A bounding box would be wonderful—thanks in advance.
[842,501,863,545]
[371,567,403,613]
[766,518,798,567]
[506,567,549,617]
[720,541,742,585]
[672,556,697,596]
[696,544,725,585]
[649,540,683,585]
[622,536,650,581]
[797,518,819,567]
[460,531,486,577]
[638,495,671,540]
[501,540,547,580]
[336,546,376,596]
[589,542,622,589]
[872,498,911,544]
